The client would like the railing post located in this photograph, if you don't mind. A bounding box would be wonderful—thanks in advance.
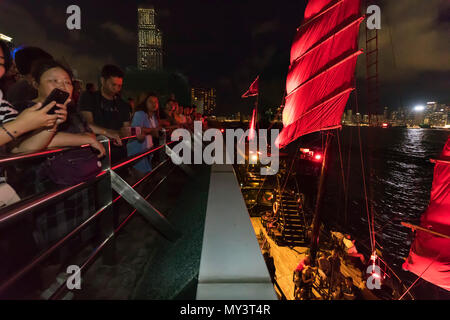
[159,128,167,161]
[97,136,116,265]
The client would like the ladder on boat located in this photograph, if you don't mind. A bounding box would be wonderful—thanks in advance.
[274,189,309,246]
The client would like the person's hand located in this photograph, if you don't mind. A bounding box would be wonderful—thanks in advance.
[105,130,122,146]
[15,102,59,132]
[55,98,70,125]
[86,134,106,158]
[136,130,146,141]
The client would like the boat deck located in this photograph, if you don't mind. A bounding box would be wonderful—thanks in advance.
[250,217,374,300]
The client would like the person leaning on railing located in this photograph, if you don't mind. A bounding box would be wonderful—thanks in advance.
[9,60,104,157]
[126,92,161,181]
[0,40,63,207]
[3,58,106,292]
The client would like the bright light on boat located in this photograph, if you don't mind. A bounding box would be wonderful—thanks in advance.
[0,33,12,42]
[372,272,381,279]
[414,105,425,112]
[300,148,310,153]
[382,123,388,128]
[250,154,258,162]
[314,154,322,161]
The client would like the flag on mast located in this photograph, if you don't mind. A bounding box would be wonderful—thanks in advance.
[241,76,259,98]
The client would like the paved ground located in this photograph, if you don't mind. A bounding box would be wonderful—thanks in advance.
[70,163,211,300]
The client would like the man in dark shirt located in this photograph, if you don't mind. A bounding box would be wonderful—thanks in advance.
[79,64,130,150]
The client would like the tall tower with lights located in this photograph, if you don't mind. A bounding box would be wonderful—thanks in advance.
[137,5,163,70]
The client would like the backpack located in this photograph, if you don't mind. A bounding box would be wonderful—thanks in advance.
[43,148,101,186]
[42,105,101,186]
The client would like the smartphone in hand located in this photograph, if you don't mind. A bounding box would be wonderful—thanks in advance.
[40,88,70,114]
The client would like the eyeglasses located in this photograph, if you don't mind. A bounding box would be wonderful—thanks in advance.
[44,78,73,87]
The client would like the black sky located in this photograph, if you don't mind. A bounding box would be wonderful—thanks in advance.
[0,0,448,116]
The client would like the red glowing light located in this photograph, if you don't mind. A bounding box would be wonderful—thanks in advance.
[220,128,225,133]
[314,154,322,161]
[382,123,388,128]
[371,273,381,279]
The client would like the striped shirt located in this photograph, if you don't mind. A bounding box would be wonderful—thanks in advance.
[0,89,19,182]
[0,89,19,124]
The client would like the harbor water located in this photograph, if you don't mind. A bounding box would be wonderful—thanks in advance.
[322,127,449,276]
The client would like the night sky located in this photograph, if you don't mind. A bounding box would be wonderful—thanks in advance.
[0,0,449,116]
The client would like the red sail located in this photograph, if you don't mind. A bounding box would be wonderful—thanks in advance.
[403,136,450,291]
[276,0,363,148]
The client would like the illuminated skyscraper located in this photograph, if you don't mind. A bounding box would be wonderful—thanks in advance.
[191,88,217,115]
[137,5,163,70]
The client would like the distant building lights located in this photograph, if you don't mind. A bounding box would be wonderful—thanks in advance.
[0,33,12,42]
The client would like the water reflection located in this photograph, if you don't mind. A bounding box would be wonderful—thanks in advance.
[323,128,449,270]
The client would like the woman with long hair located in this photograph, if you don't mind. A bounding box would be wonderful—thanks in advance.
[127,92,160,179]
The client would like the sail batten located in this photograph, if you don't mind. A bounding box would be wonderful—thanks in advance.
[276,0,362,148]
[292,16,364,67]
[300,0,344,28]
[286,49,362,99]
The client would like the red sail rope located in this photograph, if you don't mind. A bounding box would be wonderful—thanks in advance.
[276,0,363,148]
[403,136,450,291]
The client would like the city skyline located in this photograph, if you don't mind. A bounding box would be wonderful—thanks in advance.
[0,0,448,116]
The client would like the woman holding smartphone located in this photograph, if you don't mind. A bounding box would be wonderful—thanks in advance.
[8,60,105,286]
[0,41,65,207]
[10,60,104,156]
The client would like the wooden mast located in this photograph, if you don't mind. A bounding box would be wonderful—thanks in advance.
[310,132,333,264]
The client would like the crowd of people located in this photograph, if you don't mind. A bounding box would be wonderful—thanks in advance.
[0,41,210,295]
[0,41,208,206]
[292,250,362,300]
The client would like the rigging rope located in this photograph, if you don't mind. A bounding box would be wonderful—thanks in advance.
[336,128,347,194]
[398,252,441,300]
[281,141,301,195]
[336,128,347,223]
[344,119,353,225]
[354,87,376,254]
